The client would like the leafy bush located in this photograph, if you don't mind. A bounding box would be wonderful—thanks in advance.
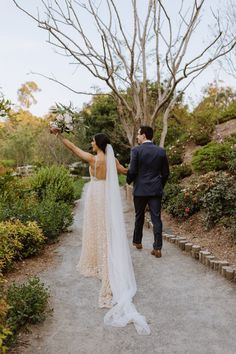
[218,103,236,123]
[31,198,73,242]
[163,182,182,208]
[73,178,87,200]
[164,189,200,219]
[6,277,50,334]
[0,275,12,354]
[192,141,233,174]
[190,111,215,146]
[200,174,236,228]
[31,166,75,204]
[170,164,192,182]
[0,221,45,272]
[166,145,184,165]
[0,160,15,168]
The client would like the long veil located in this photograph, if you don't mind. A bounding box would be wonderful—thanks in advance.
[104,144,151,335]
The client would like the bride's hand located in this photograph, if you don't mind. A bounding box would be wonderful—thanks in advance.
[50,126,61,135]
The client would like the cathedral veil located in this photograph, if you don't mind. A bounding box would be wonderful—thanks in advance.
[104,144,151,335]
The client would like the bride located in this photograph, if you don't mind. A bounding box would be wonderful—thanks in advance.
[50,129,150,335]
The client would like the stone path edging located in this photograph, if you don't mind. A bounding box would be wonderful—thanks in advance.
[125,184,236,283]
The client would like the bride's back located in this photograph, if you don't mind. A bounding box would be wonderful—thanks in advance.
[90,155,106,180]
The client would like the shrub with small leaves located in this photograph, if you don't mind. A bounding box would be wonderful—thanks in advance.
[31,198,73,242]
[166,144,184,166]
[0,221,45,272]
[0,274,12,354]
[200,174,236,228]
[170,163,192,182]
[31,166,75,204]
[6,277,50,334]
[192,141,233,174]
[164,189,200,219]
[190,111,215,146]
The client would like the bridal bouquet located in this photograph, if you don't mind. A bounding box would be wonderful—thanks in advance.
[50,112,74,133]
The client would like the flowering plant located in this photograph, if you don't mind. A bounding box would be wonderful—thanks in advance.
[50,112,74,133]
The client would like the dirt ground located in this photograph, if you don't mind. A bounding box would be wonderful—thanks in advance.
[162,211,236,266]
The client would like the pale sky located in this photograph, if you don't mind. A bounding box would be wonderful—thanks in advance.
[0,0,235,117]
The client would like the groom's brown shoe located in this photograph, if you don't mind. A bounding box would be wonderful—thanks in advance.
[151,249,162,258]
[133,242,143,250]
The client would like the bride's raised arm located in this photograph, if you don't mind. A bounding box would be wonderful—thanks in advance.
[51,128,94,164]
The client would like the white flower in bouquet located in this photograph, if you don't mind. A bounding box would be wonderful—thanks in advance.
[56,114,64,122]
[64,113,73,124]
[50,112,74,133]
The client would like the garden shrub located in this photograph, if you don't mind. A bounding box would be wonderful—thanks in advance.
[200,174,236,228]
[162,182,182,208]
[192,141,233,174]
[73,177,87,200]
[6,277,50,334]
[170,164,192,182]
[31,166,75,204]
[31,198,73,242]
[164,189,200,219]
[190,111,215,146]
[218,103,236,124]
[166,144,184,165]
[0,275,12,354]
[0,160,15,168]
[0,221,45,272]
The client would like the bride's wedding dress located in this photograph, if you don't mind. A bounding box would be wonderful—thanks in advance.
[76,145,150,335]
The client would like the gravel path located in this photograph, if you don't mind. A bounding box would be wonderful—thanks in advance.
[17,190,236,354]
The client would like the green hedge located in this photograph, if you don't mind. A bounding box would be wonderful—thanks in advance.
[0,221,45,272]
[192,141,234,174]
[30,165,75,204]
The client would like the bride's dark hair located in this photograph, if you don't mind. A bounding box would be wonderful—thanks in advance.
[94,133,111,153]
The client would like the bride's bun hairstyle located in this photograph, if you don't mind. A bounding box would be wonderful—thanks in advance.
[94,133,111,153]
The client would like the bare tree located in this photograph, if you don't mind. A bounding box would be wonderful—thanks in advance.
[218,0,236,81]
[13,0,236,146]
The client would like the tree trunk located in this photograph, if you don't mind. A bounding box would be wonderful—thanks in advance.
[159,106,171,148]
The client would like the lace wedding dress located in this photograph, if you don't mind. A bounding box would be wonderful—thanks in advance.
[76,145,150,335]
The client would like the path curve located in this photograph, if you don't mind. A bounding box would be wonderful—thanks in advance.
[16,189,236,354]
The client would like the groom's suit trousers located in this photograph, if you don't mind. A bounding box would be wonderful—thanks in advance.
[133,196,162,250]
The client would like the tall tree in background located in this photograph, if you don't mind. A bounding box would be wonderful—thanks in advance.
[13,0,236,146]
[17,81,41,109]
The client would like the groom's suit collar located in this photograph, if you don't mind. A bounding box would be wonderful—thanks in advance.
[142,140,153,144]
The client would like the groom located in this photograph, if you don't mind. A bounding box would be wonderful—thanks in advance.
[127,126,169,258]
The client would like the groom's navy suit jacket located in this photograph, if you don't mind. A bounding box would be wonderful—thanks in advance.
[127,142,169,197]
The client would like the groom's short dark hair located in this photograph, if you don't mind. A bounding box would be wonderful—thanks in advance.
[140,126,153,140]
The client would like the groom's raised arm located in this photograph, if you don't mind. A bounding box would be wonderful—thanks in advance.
[127,147,138,185]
